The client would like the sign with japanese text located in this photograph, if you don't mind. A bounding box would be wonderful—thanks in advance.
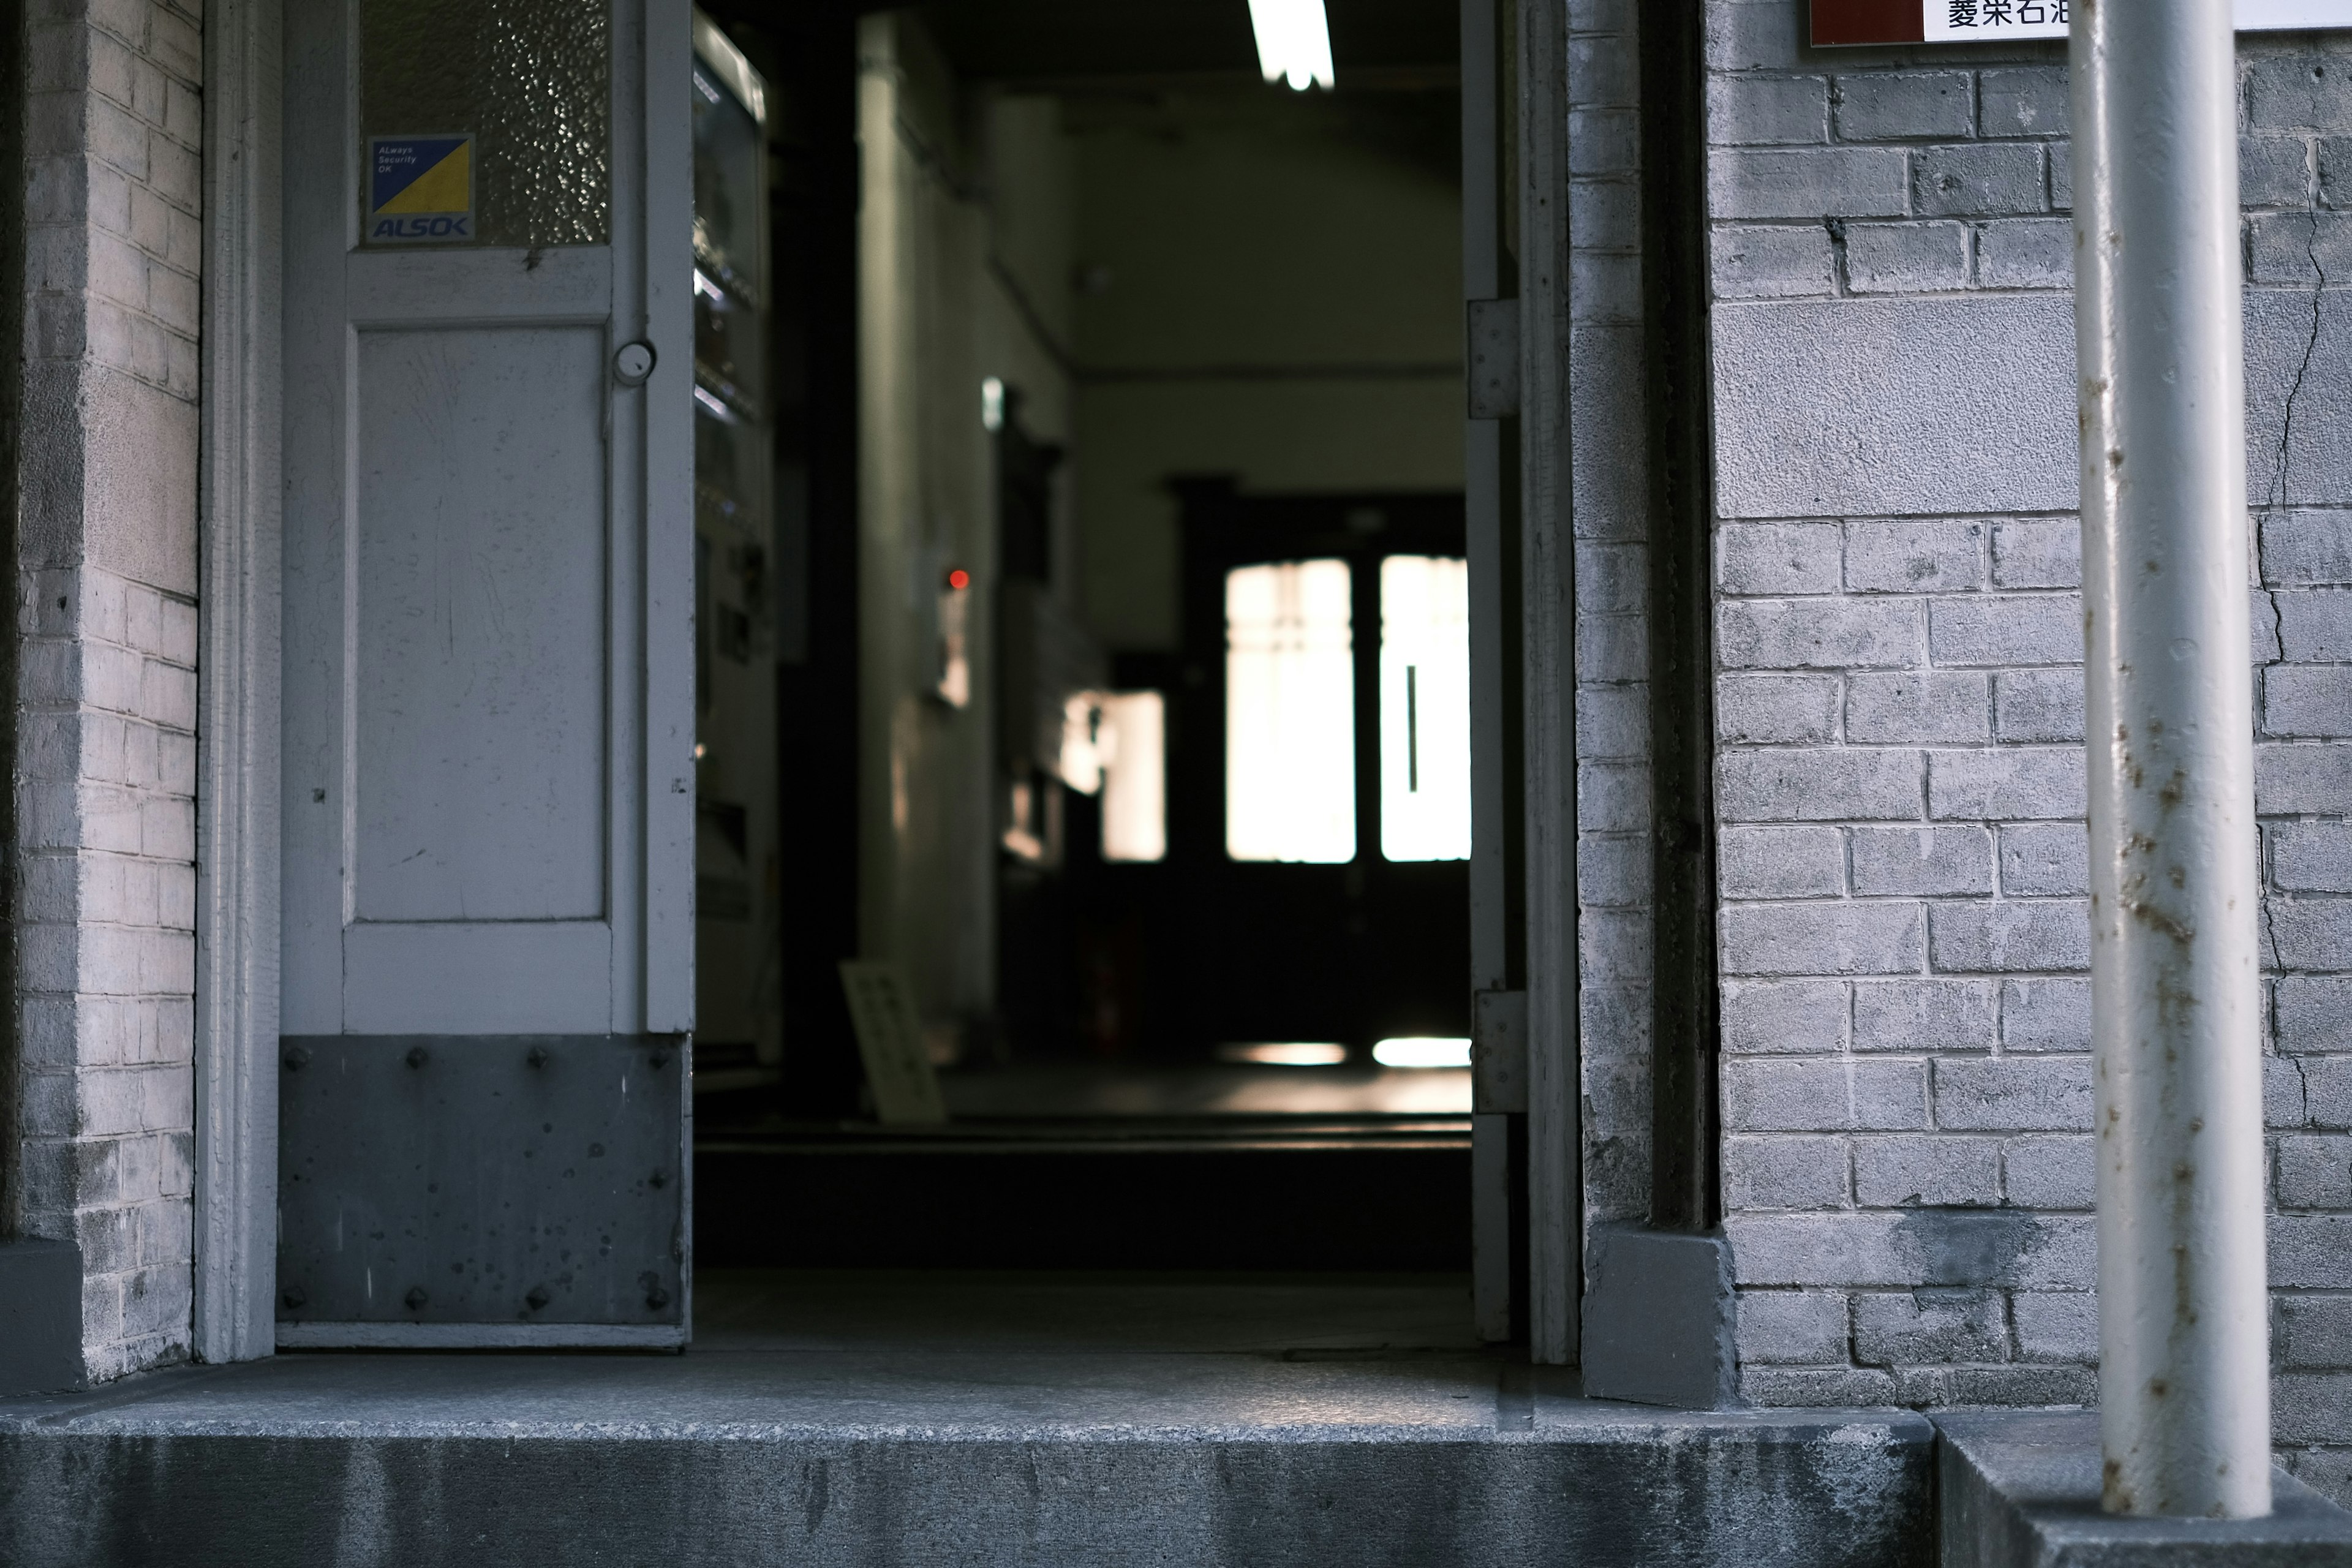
[1815,0,2352,45]
[1932,0,2069,40]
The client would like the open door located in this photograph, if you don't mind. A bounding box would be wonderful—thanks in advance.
[276,0,694,1346]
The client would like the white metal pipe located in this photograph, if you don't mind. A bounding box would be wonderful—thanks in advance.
[2075,0,2271,1520]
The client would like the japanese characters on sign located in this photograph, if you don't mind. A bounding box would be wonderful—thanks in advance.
[1813,0,2352,46]
[1930,0,2066,41]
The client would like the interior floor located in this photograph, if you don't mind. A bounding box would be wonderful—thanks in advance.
[933,1062,1471,1119]
[704,1060,1470,1122]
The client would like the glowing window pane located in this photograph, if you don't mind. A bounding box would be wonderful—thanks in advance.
[1380,555,1471,862]
[1226,560,1355,863]
[1099,692,1166,863]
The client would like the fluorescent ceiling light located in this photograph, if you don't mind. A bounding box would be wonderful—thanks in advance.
[1218,1042,1349,1066]
[1247,0,1334,91]
[1373,1038,1472,1069]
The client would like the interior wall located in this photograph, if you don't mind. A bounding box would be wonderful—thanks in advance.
[856,15,1077,1043]
[1068,88,1465,652]
[976,92,1077,609]
[852,48,1462,1036]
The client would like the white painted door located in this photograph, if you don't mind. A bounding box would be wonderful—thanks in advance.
[277,0,694,1344]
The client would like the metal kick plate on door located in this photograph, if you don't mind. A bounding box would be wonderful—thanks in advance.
[277,1035,684,1327]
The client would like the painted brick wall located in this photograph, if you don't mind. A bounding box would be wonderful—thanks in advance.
[1702,1,2352,1498]
[2256,23,2352,1479]
[12,0,202,1381]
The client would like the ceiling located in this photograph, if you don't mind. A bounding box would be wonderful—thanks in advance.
[914,0,1457,86]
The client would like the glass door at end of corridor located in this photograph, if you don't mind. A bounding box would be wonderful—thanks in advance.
[1082,481,1472,1065]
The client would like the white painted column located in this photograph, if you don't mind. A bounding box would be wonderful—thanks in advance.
[2074,0,2272,1520]
[194,0,285,1367]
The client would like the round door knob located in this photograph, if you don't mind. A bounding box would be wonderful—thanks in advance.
[614,341,656,386]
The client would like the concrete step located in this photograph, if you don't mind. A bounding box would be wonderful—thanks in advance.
[0,1378,1932,1567]
[695,1122,1473,1270]
[0,1270,1933,1567]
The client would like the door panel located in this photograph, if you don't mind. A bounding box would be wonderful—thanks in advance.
[347,247,617,322]
[343,923,615,1035]
[353,325,610,925]
[279,0,691,1344]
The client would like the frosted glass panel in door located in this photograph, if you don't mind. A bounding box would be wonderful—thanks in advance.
[1225,559,1354,864]
[360,0,612,246]
[353,325,609,922]
[1379,554,1471,862]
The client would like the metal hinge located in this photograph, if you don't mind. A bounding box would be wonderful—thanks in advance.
[1466,298,1521,420]
[1472,987,1529,1113]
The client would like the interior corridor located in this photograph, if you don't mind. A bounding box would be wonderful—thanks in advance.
[685,0,1485,1282]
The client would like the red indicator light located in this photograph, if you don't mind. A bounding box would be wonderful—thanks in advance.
[946,568,971,591]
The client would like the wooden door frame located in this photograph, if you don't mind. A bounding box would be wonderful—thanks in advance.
[1516,0,1580,1374]
[1462,0,1578,1366]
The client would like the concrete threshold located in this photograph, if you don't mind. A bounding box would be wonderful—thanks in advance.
[0,1270,1934,1567]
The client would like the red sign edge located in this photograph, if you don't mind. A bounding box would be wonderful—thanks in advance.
[1810,0,1927,45]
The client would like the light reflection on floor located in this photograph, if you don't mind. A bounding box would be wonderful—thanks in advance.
[938,1063,1473,1119]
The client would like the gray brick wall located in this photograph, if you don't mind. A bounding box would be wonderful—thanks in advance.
[1700,2,2352,1499]
[11,0,202,1382]
[1569,0,1656,1231]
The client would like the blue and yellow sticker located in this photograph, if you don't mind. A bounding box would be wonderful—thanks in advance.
[368,135,473,243]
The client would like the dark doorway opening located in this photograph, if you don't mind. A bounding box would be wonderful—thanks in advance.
[689,0,1476,1278]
